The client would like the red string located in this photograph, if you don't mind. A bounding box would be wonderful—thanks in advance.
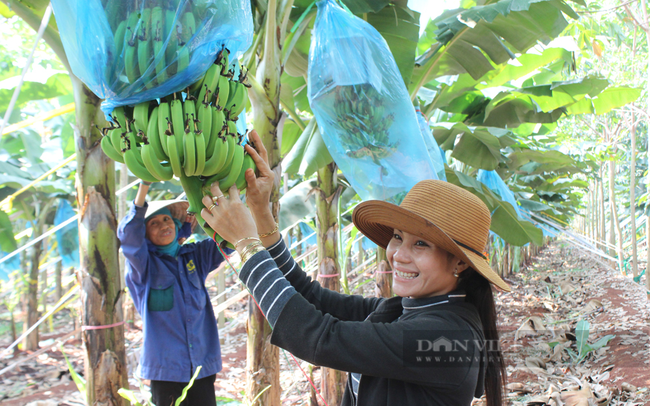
[213,230,219,242]
[81,321,125,331]
[216,245,330,406]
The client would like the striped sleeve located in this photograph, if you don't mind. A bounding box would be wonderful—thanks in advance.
[238,249,297,327]
[266,238,298,277]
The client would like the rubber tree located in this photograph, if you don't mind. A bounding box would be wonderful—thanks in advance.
[314,162,346,404]
[625,0,650,295]
[2,1,128,403]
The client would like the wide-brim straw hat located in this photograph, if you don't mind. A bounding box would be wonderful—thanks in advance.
[352,180,511,292]
[144,200,190,219]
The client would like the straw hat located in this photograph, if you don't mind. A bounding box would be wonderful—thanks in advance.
[352,180,510,292]
[144,200,190,219]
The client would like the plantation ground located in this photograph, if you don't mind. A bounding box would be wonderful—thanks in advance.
[0,236,649,405]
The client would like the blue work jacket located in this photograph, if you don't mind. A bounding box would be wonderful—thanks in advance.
[118,202,229,382]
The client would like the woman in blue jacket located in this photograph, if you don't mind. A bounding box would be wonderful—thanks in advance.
[118,181,230,406]
[199,132,507,406]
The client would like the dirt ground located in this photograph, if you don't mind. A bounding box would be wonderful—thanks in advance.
[1,236,649,405]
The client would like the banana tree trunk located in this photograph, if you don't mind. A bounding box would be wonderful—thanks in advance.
[71,76,128,406]
[22,237,42,351]
[315,163,346,405]
[245,0,284,402]
[608,158,625,274]
[375,248,392,298]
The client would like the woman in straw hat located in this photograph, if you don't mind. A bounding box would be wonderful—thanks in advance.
[118,181,232,406]
[202,132,507,406]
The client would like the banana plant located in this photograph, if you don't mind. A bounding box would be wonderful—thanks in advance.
[1,1,128,403]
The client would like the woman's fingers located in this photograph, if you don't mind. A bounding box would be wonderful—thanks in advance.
[229,183,239,198]
[210,181,222,197]
[244,142,273,179]
[247,130,268,163]
[202,194,212,208]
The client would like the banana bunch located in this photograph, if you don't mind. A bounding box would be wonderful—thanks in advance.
[332,84,398,175]
[100,48,255,239]
[111,1,197,87]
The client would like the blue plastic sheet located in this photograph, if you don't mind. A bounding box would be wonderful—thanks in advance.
[308,0,437,204]
[0,251,20,281]
[416,107,446,181]
[54,199,80,269]
[51,0,253,116]
[477,170,522,218]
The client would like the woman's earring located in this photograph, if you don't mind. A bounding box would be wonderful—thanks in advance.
[453,269,459,278]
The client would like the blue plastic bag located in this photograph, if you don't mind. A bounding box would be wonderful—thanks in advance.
[51,0,253,116]
[416,107,446,181]
[54,199,80,269]
[308,0,437,204]
[0,251,20,281]
[477,170,522,218]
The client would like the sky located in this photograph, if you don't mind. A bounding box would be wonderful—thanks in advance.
[408,0,461,35]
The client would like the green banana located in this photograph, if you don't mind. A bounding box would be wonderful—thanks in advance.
[226,119,238,137]
[166,119,183,178]
[181,12,196,45]
[165,10,178,64]
[142,140,173,181]
[197,101,212,153]
[202,135,228,177]
[175,12,195,75]
[194,125,206,177]
[124,11,140,85]
[206,107,225,157]
[109,127,126,155]
[110,107,127,154]
[217,47,230,74]
[217,142,245,192]
[113,20,127,58]
[213,74,230,110]
[197,63,221,106]
[176,46,190,74]
[123,131,158,183]
[183,99,197,176]
[137,8,152,84]
[145,106,167,161]
[210,132,236,179]
[152,6,167,84]
[225,80,247,118]
[170,97,185,164]
[101,133,125,163]
[235,153,256,192]
[132,102,149,140]
[157,102,171,157]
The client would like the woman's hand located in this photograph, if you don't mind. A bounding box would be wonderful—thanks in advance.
[201,182,258,248]
[244,130,275,215]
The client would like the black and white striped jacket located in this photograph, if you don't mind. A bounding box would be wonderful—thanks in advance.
[239,239,487,406]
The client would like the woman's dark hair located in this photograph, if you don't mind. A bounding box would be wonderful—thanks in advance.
[457,268,505,406]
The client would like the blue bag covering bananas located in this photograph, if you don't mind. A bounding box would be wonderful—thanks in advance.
[50,0,254,118]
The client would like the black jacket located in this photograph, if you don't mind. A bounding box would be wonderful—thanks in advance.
[268,242,487,406]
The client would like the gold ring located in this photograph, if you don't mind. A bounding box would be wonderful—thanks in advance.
[208,203,218,211]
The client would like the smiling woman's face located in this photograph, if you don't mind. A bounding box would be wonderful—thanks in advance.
[386,229,467,299]
[145,214,176,246]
